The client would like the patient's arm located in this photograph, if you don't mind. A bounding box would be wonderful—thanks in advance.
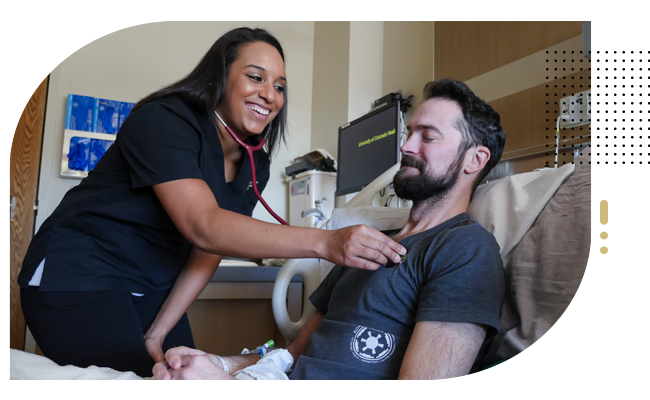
[398,321,486,380]
[286,309,324,366]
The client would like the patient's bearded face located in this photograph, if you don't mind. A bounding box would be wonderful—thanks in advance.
[393,98,468,204]
[393,149,465,203]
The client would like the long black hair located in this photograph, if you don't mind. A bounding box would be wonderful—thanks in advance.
[134,27,288,157]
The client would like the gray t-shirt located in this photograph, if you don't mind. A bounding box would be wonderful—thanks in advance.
[289,213,504,380]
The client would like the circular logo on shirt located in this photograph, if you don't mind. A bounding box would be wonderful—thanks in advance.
[350,325,395,363]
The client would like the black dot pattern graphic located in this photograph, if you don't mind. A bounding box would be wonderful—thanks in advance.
[545,50,592,166]
[592,51,650,165]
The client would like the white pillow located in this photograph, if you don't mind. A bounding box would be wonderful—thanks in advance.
[469,163,574,264]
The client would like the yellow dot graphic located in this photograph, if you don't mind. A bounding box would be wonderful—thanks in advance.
[600,200,609,254]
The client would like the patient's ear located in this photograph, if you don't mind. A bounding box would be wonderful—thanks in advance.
[464,146,490,175]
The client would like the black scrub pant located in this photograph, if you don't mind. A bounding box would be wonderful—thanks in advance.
[20,287,195,378]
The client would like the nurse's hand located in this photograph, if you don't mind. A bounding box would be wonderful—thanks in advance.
[321,225,406,270]
[144,334,165,364]
[153,346,232,380]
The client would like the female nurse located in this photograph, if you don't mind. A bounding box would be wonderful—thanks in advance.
[18,27,406,377]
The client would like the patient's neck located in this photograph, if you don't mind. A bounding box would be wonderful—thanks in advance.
[392,190,469,242]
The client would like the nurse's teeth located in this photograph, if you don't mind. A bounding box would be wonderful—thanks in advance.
[247,104,269,115]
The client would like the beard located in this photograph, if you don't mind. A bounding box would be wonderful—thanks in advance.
[393,152,465,204]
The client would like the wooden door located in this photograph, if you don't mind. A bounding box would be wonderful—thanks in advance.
[10,77,48,350]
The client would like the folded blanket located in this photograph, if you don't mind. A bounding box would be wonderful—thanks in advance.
[10,349,145,380]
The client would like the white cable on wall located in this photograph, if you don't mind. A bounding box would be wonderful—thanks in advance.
[555,116,561,169]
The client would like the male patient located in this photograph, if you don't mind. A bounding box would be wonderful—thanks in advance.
[154,78,506,380]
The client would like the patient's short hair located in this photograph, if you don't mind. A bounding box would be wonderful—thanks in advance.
[423,78,506,192]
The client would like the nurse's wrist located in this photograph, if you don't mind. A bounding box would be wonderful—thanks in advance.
[144,327,167,341]
[313,229,329,260]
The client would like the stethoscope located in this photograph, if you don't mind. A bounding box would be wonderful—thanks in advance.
[214,111,289,225]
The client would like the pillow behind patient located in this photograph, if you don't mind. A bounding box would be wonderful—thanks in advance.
[485,153,592,369]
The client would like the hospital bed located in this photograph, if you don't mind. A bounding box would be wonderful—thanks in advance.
[10,149,591,378]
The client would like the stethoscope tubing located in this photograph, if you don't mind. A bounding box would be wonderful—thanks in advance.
[215,111,289,225]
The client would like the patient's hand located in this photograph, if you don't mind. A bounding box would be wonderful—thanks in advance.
[153,346,233,380]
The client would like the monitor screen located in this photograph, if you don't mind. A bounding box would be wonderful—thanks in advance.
[336,101,401,196]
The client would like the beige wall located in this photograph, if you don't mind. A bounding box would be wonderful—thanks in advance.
[36,22,315,229]
[383,22,434,122]
[348,22,384,122]
[309,22,350,159]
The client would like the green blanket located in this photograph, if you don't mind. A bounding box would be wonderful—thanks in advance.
[473,359,591,380]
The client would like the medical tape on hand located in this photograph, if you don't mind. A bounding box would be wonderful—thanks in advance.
[215,355,229,374]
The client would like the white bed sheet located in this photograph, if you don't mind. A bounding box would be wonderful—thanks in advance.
[10,349,146,380]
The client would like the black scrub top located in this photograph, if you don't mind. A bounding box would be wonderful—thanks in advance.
[18,95,270,293]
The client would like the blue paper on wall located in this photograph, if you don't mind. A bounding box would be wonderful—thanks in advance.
[89,139,114,170]
[118,102,136,131]
[65,94,95,131]
[93,98,121,134]
[67,136,91,171]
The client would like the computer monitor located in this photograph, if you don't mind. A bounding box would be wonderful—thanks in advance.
[336,101,401,196]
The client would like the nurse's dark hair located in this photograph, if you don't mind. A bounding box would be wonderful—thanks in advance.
[134,27,288,157]
[423,78,506,193]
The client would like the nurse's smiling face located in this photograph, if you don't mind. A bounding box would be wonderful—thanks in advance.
[217,41,286,140]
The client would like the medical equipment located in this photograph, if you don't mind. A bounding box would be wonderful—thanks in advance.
[288,171,337,228]
[385,250,408,268]
[232,348,293,380]
[241,339,275,358]
[286,149,337,228]
[214,111,288,225]
[336,100,402,197]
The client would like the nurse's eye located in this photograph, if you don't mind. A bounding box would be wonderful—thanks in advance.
[247,75,263,82]
[274,85,285,93]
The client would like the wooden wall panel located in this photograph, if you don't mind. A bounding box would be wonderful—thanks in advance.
[186,299,285,356]
[491,69,591,154]
[5,24,52,350]
[435,22,585,82]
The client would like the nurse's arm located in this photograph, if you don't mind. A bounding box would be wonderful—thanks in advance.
[144,247,222,363]
[152,178,406,270]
